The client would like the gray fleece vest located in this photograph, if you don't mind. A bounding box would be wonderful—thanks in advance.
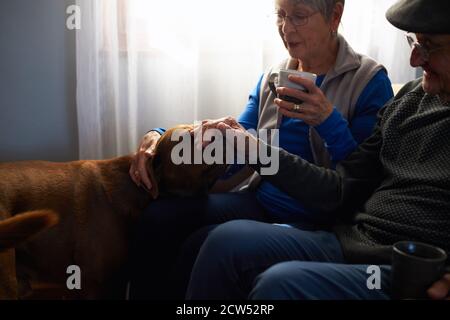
[242,34,386,191]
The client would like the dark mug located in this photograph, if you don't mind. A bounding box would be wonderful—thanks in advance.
[391,241,449,300]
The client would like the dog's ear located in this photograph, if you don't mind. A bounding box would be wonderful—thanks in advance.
[146,155,160,200]
[0,211,59,252]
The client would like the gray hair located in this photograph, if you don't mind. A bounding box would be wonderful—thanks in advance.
[292,0,345,20]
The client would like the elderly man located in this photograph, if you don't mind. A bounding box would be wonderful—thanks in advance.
[186,0,450,300]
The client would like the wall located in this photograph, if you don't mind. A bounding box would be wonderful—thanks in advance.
[0,0,78,162]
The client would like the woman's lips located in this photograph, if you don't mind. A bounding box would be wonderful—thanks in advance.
[287,41,301,48]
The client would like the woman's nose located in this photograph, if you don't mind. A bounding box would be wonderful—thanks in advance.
[281,18,296,34]
[410,46,426,68]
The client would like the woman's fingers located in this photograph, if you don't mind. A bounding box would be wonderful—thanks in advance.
[288,75,318,93]
[275,98,308,116]
[276,98,321,124]
[275,81,333,126]
[276,87,309,103]
[275,98,297,111]
[274,76,316,104]
[129,155,140,186]
[275,77,323,107]
[279,106,315,123]
[130,131,161,192]
[137,149,153,191]
[278,106,302,119]
[134,131,161,192]
[275,98,315,113]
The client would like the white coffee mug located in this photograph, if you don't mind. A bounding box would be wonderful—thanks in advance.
[269,69,317,104]
[277,69,317,91]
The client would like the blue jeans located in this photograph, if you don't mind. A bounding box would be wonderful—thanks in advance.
[186,220,391,300]
[128,192,272,299]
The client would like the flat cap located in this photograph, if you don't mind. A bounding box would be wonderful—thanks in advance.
[386,0,450,34]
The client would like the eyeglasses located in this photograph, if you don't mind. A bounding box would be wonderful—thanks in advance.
[406,32,450,61]
[275,11,319,27]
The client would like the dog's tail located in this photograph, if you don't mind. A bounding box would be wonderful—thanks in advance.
[0,210,59,252]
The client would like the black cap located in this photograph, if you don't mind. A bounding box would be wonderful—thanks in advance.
[386,0,450,34]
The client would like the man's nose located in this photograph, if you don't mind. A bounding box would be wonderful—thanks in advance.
[410,46,426,68]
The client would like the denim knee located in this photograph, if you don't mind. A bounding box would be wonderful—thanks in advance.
[201,220,268,259]
[250,262,392,300]
[186,220,273,299]
[250,261,310,300]
[193,219,272,281]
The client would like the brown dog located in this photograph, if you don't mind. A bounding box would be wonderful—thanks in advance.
[0,124,227,300]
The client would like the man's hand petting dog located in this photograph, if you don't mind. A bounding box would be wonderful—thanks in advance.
[191,117,247,148]
[191,116,258,158]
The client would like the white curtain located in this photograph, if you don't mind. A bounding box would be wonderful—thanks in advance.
[76,0,416,160]
[341,0,417,84]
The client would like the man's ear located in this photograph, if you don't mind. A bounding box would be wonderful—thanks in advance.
[146,156,160,199]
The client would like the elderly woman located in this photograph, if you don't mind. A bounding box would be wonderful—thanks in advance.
[128,0,393,299]
[186,0,450,300]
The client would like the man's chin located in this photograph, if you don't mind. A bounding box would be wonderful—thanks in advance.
[421,78,440,95]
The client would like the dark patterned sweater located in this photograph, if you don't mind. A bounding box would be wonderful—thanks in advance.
[253,79,450,264]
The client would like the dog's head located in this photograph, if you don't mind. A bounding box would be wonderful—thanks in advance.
[147,124,228,197]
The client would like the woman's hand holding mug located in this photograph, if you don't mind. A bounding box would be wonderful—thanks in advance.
[273,72,334,126]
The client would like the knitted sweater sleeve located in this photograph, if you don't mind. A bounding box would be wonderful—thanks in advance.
[251,107,386,218]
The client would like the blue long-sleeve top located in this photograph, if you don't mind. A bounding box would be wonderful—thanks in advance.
[236,70,393,224]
